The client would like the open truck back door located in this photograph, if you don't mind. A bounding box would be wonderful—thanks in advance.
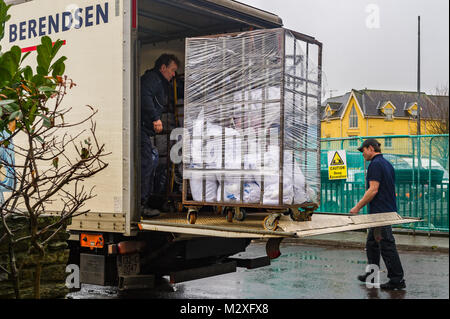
[3,0,139,236]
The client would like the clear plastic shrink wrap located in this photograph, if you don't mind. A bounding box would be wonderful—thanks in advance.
[183,28,321,208]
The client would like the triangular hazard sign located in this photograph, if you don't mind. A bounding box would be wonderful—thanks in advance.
[330,151,344,165]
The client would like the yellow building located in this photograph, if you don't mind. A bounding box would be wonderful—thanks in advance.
[321,89,447,140]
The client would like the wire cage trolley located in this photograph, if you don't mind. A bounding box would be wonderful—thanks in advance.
[182,28,323,230]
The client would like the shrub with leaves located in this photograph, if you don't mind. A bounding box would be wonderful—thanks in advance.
[0,0,108,298]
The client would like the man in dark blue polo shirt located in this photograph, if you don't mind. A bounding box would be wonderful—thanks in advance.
[350,139,405,290]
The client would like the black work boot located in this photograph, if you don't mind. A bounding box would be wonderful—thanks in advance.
[357,273,371,283]
[141,206,160,218]
[380,279,406,290]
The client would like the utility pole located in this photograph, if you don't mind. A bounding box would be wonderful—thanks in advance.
[416,16,422,223]
[417,16,421,136]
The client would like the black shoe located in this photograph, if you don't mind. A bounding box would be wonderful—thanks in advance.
[142,207,160,218]
[357,273,370,283]
[380,280,406,290]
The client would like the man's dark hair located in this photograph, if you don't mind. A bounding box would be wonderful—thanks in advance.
[358,138,382,153]
[372,143,381,153]
[154,53,180,70]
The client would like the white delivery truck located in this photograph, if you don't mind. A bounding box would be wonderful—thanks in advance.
[2,0,419,289]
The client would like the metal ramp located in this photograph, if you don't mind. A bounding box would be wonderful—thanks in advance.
[138,212,421,238]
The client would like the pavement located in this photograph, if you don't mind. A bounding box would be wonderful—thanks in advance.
[280,228,449,253]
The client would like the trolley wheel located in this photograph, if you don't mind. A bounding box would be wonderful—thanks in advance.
[290,208,314,222]
[263,214,280,231]
[234,207,246,221]
[289,208,302,221]
[226,207,234,223]
[187,210,198,224]
[213,206,223,215]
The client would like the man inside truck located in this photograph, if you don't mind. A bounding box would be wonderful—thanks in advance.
[140,53,180,217]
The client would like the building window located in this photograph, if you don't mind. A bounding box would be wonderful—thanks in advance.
[349,106,358,128]
[385,137,393,148]
[384,108,394,121]
[326,109,331,122]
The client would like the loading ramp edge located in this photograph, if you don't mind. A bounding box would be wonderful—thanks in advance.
[137,213,421,239]
[137,220,297,238]
[292,216,421,238]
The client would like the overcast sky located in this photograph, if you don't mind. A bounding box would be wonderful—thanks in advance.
[239,0,449,100]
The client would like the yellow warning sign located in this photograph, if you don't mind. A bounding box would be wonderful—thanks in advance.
[330,151,344,165]
[327,150,347,180]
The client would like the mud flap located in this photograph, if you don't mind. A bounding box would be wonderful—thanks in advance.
[266,238,283,259]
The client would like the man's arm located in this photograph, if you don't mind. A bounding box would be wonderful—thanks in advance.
[141,73,163,133]
[350,180,380,214]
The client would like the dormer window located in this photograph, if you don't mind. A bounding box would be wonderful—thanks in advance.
[378,101,395,121]
[384,107,393,121]
[404,102,418,117]
[324,104,336,122]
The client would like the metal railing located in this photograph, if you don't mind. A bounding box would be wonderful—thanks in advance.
[319,134,449,232]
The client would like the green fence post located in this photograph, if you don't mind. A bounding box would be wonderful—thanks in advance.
[429,136,433,234]
[411,136,417,230]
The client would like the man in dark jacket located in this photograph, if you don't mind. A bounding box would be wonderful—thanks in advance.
[350,139,406,290]
[141,53,179,217]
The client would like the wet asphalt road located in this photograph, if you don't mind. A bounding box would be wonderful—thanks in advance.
[67,242,449,299]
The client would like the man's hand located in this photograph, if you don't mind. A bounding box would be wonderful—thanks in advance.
[349,181,379,215]
[153,119,163,133]
[350,206,360,215]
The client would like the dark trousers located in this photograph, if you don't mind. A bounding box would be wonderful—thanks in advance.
[141,131,159,207]
[366,225,404,283]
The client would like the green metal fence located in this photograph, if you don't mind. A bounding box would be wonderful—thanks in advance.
[319,135,449,232]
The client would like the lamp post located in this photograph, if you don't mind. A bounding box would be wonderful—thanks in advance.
[417,16,421,136]
[416,15,422,228]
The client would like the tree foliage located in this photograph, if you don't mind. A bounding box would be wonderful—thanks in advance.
[0,0,108,298]
[427,85,449,135]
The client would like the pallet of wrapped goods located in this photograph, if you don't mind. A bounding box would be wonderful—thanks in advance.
[182,28,323,229]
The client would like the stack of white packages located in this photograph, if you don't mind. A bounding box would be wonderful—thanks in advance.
[189,118,310,205]
[188,118,221,202]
